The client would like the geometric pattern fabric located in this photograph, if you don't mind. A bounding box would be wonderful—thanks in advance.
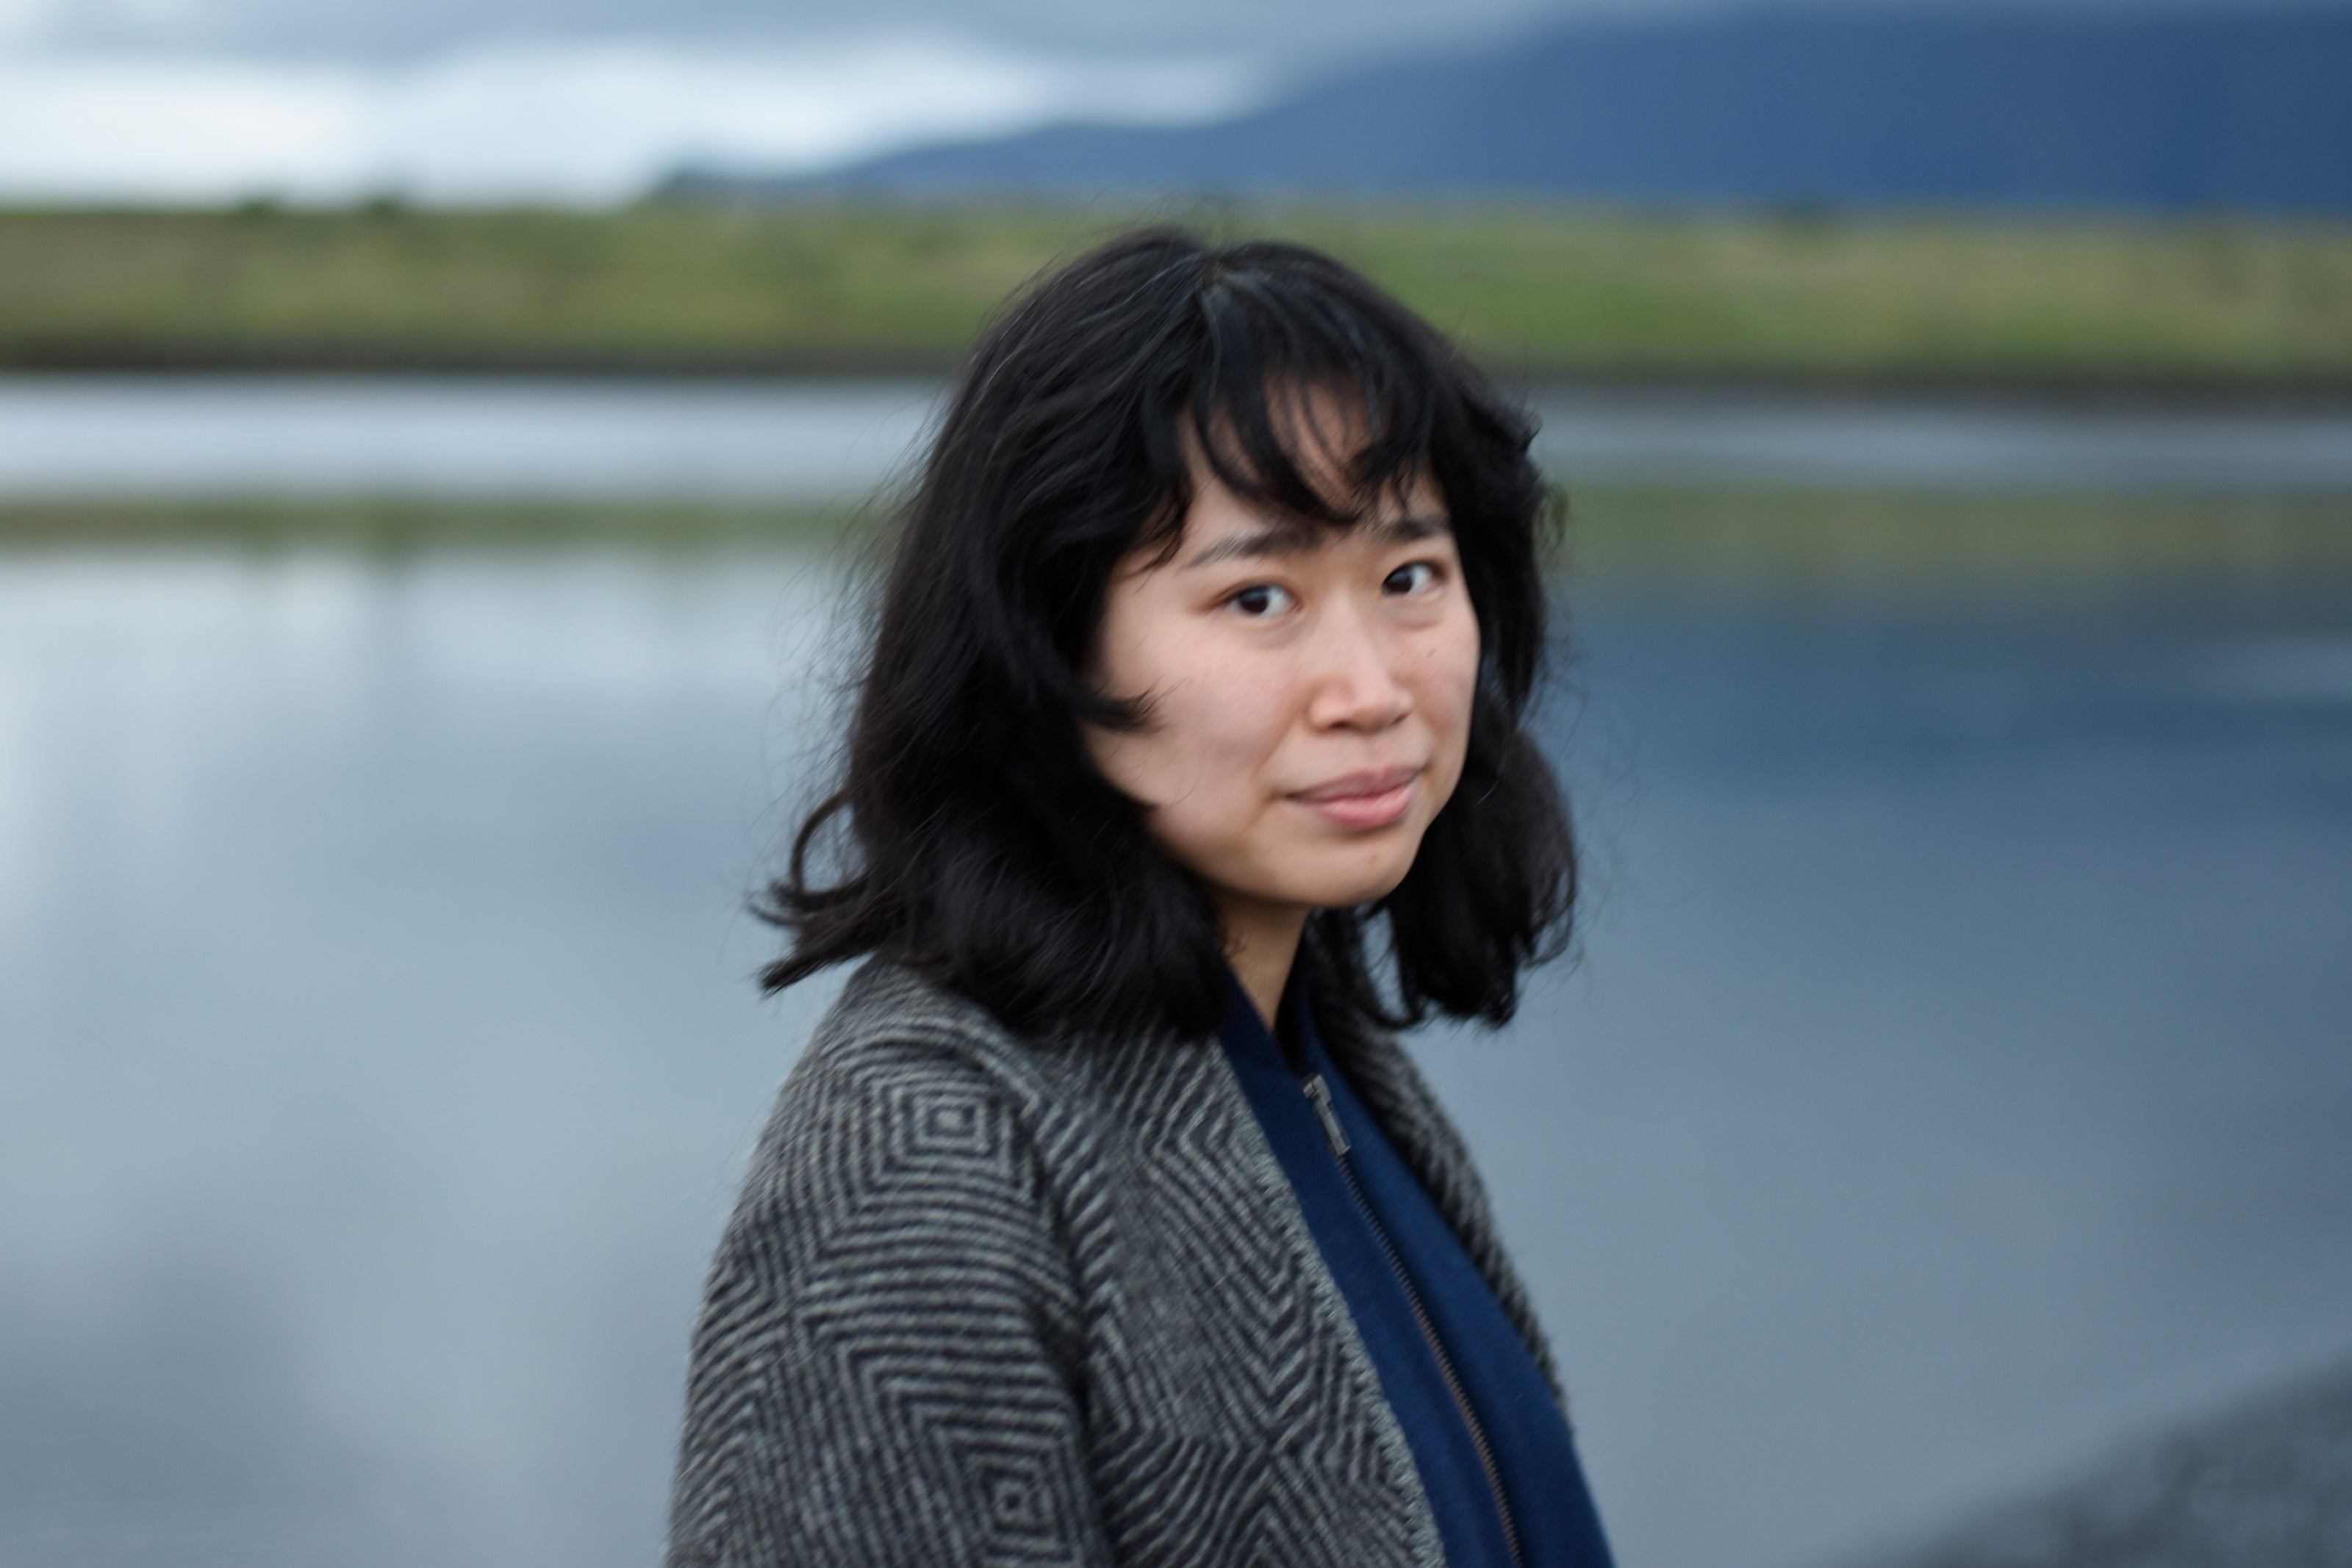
[667,961,1568,1567]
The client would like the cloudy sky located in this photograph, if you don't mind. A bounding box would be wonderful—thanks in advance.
[13,0,1650,60]
[0,0,2309,203]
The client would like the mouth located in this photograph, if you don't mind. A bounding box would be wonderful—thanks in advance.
[1289,766,1422,831]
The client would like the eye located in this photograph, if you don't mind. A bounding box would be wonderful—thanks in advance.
[1383,561,1441,595]
[1226,583,1296,619]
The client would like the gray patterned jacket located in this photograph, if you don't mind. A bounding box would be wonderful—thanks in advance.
[665,959,1566,1567]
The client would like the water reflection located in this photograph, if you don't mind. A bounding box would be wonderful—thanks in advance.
[1,514,2348,1568]
[1,551,854,1568]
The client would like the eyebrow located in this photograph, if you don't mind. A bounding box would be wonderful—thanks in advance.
[1179,512,1450,570]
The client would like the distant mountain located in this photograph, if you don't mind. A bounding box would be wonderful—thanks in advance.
[1863,1354,2352,1568]
[673,6,2352,213]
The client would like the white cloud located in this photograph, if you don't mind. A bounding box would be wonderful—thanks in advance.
[0,34,1271,204]
[0,56,368,198]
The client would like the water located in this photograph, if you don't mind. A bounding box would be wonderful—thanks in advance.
[1500,578,2352,1565]
[3,513,2347,1568]
[7,376,2352,498]
[0,378,941,502]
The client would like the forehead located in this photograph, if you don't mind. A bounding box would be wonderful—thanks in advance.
[1191,378,1395,482]
[1166,474,1449,576]
[1117,380,1449,578]
[1186,409,1440,524]
[1187,469,1444,524]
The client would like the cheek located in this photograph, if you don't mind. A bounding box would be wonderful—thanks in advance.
[1142,669,1289,817]
[1089,633,1291,827]
[1414,608,1482,789]
[1420,606,1477,719]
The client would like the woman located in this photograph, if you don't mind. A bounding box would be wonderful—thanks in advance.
[666,229,1612,1568]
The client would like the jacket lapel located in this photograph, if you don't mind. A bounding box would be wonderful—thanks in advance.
[1311,997,1569,1413]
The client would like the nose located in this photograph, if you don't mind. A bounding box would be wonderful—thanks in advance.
[1302,592,1412,732]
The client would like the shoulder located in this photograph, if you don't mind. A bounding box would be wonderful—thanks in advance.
[701,960,1097,1360]
[727,957,1186,1271]
[763,958,1103,1140]
[739,960,1057,1209]
[795,957,1025,1079]
[771,957,1201,1145]
[671,963,1115,1564]
[792,957,1091,1093]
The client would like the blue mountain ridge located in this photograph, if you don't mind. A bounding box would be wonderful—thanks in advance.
[674,5,2352,213]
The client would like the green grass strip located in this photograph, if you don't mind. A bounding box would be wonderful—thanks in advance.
[4,202,2351,386]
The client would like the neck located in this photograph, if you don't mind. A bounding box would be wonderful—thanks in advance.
[1219,896,1311,1031]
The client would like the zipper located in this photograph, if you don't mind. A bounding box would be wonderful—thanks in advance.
[1302,1071,1526,1568]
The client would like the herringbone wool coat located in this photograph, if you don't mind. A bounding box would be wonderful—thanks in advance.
[665,959,1568,1567]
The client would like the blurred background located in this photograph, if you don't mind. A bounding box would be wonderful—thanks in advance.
[3,2,2350,1567]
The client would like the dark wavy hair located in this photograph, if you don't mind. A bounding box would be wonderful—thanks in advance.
[759,227,1574,1043]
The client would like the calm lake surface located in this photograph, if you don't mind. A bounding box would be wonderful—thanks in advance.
[3,391,2351,1568]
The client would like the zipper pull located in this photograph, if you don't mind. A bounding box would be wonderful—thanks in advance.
[1302,1073,1351,1158]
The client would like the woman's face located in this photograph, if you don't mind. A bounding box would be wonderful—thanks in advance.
[1085,423,1481,929]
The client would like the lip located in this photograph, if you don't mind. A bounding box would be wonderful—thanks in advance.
[1289,766,1422,830]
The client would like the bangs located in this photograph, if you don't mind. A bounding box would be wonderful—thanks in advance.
[1147,261,1447,550]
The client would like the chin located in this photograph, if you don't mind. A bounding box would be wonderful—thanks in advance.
[1215,822,1431,914]
[1295,857,1418,912]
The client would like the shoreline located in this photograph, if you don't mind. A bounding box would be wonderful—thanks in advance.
[7,492,2350,586]
[7,351,2352,414]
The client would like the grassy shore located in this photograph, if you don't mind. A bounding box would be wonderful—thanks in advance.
[0,497,860,553]
[4,203,2351,390]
